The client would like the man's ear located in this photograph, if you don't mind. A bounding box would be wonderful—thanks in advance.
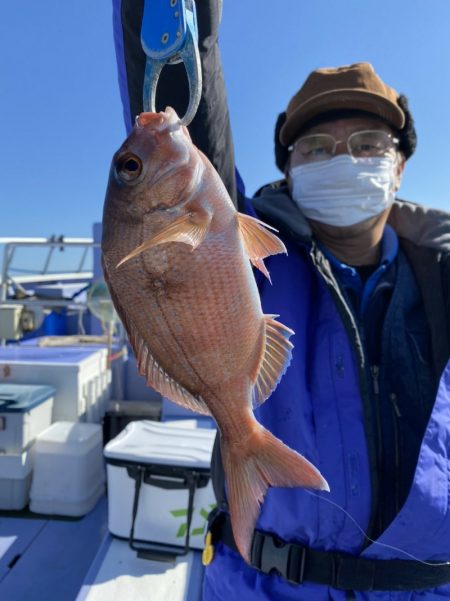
[284,153,292,190]
[394,153,406,192]
[284,153,291,176]
[274,111,289,172]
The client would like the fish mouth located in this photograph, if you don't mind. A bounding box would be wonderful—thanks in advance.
[136,106,180,130]
[135,108,189,189]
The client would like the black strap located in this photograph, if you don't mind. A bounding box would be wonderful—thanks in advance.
[210,511,450,592]
[127,465,202,562]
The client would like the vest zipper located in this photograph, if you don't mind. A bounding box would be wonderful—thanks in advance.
[370,365,382,467]
[389,392,401,514]
[370,364,383,535]
[390,392,401,418]
[371,365,380,395]
[371,367,402,530]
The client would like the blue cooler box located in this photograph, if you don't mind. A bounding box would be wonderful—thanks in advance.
[0,383,55,510]
[0,383,55,453]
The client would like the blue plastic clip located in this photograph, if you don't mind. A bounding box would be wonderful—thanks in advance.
[141,0,202,126]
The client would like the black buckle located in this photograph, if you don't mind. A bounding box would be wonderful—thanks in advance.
[251,531,306,585]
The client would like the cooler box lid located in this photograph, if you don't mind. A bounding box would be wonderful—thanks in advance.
[104,420,216,469]
[0,383,55,413]
[35,422,102,455]
[0,346,103,365]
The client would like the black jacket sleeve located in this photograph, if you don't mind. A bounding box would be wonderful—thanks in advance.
[117,0,238,206]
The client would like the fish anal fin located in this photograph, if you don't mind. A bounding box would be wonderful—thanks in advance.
[103,273,211,416]
[130,329,211,416]
[252,315,294,407]
[237,213,287,281]
[117,208,212,267]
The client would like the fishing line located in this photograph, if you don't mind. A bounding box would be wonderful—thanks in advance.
[305,489,450,567]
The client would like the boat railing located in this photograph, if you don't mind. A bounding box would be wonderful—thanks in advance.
[0,236,101,344]
[0,236,97,302]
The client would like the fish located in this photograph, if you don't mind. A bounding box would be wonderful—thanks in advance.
[101,107,329,562]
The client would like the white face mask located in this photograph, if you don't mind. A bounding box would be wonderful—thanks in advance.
[289,154,400,227]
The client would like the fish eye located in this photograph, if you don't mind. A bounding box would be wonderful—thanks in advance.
[115,153,143,182]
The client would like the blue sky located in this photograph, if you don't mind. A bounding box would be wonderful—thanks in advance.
[1,0,449,241]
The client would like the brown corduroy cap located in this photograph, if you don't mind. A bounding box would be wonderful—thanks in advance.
[279,62,406,147]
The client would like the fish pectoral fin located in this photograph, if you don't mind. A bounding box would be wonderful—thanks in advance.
[116,208,212,267]
[252,315,294,407]
[236,213,287,281]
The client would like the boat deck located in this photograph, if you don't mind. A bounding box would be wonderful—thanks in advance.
[77,532,204,601]
[0,496,204,601]
[0,497,107,601]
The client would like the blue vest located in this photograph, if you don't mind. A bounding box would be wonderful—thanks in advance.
[203,238,450,601]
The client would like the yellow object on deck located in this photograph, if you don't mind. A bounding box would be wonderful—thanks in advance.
[202,532,214,566]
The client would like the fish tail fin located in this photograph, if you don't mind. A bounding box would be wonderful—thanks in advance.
[221,424,329,563]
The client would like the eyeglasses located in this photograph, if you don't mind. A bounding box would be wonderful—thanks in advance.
[291,130,399,163]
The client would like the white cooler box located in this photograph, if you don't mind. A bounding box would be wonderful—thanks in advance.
[0,346,111,423]
[0,383,55,453]
[30,421,105,516]
[104,420,217,556]
[0,448,34,510]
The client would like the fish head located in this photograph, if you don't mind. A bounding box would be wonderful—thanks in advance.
[104,106,202,222]
[102,106,209,277]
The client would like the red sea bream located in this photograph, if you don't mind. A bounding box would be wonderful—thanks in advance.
[101,107,329,562]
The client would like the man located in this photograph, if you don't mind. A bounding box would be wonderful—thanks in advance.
[113,2,450,598]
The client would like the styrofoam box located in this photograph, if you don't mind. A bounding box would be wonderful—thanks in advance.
[0,346,111,423]
[30,421,105,516]
[22,336,124,406]
[0,383,55,453]
[0,447,33,510]
[104,420,217,550]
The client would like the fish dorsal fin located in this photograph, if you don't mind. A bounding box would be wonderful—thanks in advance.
[252,315,294,407]
[117,208,212,267]
[237,213,287,281]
